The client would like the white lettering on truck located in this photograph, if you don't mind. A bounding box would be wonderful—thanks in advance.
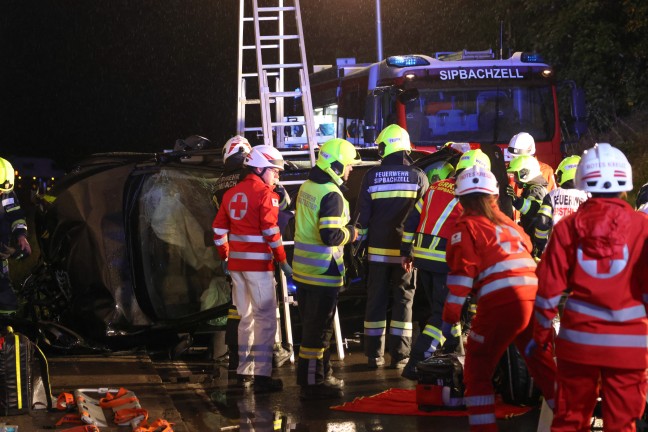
[439,68,524,80]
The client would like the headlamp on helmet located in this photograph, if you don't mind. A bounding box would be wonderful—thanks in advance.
[507,155,541,183]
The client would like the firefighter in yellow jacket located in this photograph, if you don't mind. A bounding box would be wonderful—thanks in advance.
[293,138,361,400]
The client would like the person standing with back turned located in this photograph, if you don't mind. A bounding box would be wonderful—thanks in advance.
[292,138,361,400]
[357,124,429,369]
[212,145,293,394]
[441,165,540,432]
[531,143,648,431]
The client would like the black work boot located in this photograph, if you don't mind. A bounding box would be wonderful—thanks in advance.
[253,376,283,394]
[300,382,344,401]
[227,345,239,371]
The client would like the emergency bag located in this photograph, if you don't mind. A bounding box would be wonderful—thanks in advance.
[493,344,541,406]
[0,326,53,415]
[415,352,465,411]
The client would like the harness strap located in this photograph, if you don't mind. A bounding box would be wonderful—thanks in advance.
[99,387,138,408]
[134,418,175,432]
[55,413,83,426]
[57,392,76,411]
[113,407,149,426]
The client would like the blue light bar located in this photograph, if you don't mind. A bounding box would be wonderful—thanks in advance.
[386,55,430,67]
[521,52,545,63]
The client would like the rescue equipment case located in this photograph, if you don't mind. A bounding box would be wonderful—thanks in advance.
[415,352,466,411]
[0,326,52,415]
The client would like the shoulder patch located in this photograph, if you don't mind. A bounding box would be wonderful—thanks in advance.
[272,198,279,207]
[451,232,462,245]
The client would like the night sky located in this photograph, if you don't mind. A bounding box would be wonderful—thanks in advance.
[3,1,505,169]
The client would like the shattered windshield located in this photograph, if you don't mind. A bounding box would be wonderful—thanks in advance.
[404,85,555,146]
[138,168,228,322]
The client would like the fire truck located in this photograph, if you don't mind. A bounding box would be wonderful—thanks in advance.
[309,49,586,168]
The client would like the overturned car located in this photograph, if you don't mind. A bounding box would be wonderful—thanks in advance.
[20,140,510,353]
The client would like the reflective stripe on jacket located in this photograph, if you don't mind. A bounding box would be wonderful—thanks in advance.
[212,173,286,272]
[357,152,428,264]
[534,198,648,369]
[401,178,461,271]
[293,173,353,287]
[442,201,538,324]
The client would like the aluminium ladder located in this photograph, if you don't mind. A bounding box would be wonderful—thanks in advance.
[236,0,346,361]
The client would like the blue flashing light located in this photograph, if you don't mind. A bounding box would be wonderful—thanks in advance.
[386,55,430,68]
[521,52,545,63]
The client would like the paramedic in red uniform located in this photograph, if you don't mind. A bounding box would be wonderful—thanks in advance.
[441,165,539,432]
[532,143,648,431]
[399,149,491,379]
[212,144,293,394]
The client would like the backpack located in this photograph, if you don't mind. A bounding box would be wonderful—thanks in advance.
[0,326,53,415]
[493,344,541,406]
[415,352,466,411]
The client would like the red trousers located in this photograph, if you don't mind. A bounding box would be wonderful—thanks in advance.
[552,358,648,432]
[463,299,534,432]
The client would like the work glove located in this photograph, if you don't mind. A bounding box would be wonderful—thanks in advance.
[506,184,517,199]
[279,260,293,277]
[506,185,524,209]
[221,260,230,277]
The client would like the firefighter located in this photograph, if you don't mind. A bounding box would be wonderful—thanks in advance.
[530,143,648,431]
[400,149,491,380]
[212,136,292,371]
[356,124,429,369]
[533,155,588,258]
[0,158,31,316]
[441,165,539,432]
[506,154,548,243]
[292,138,360,400]
[212,145,292,394]
[506,132,556,191]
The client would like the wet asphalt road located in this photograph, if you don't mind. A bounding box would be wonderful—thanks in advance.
[158,344,542,432]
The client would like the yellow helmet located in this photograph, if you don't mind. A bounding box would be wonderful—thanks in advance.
[316,138,361,185]
[0,158,15,193]
[425,160,455,183]
[455,149,491,173]
[375,124,411,158]
[555,155,580,186]
[507,154,541,183]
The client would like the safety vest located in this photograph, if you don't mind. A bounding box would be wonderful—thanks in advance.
[408,178,461,265]
[293,180,350,287]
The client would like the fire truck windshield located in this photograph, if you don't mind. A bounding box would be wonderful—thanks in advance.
[403,85,555,147]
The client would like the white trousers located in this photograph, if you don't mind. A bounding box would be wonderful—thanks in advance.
[230,270,277,377]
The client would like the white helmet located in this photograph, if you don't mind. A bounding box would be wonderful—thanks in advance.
[223,135,252,163]
[244,145,285,171]
[575,143,632,193]
[505,132,536,161]
[455,166,499,196]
